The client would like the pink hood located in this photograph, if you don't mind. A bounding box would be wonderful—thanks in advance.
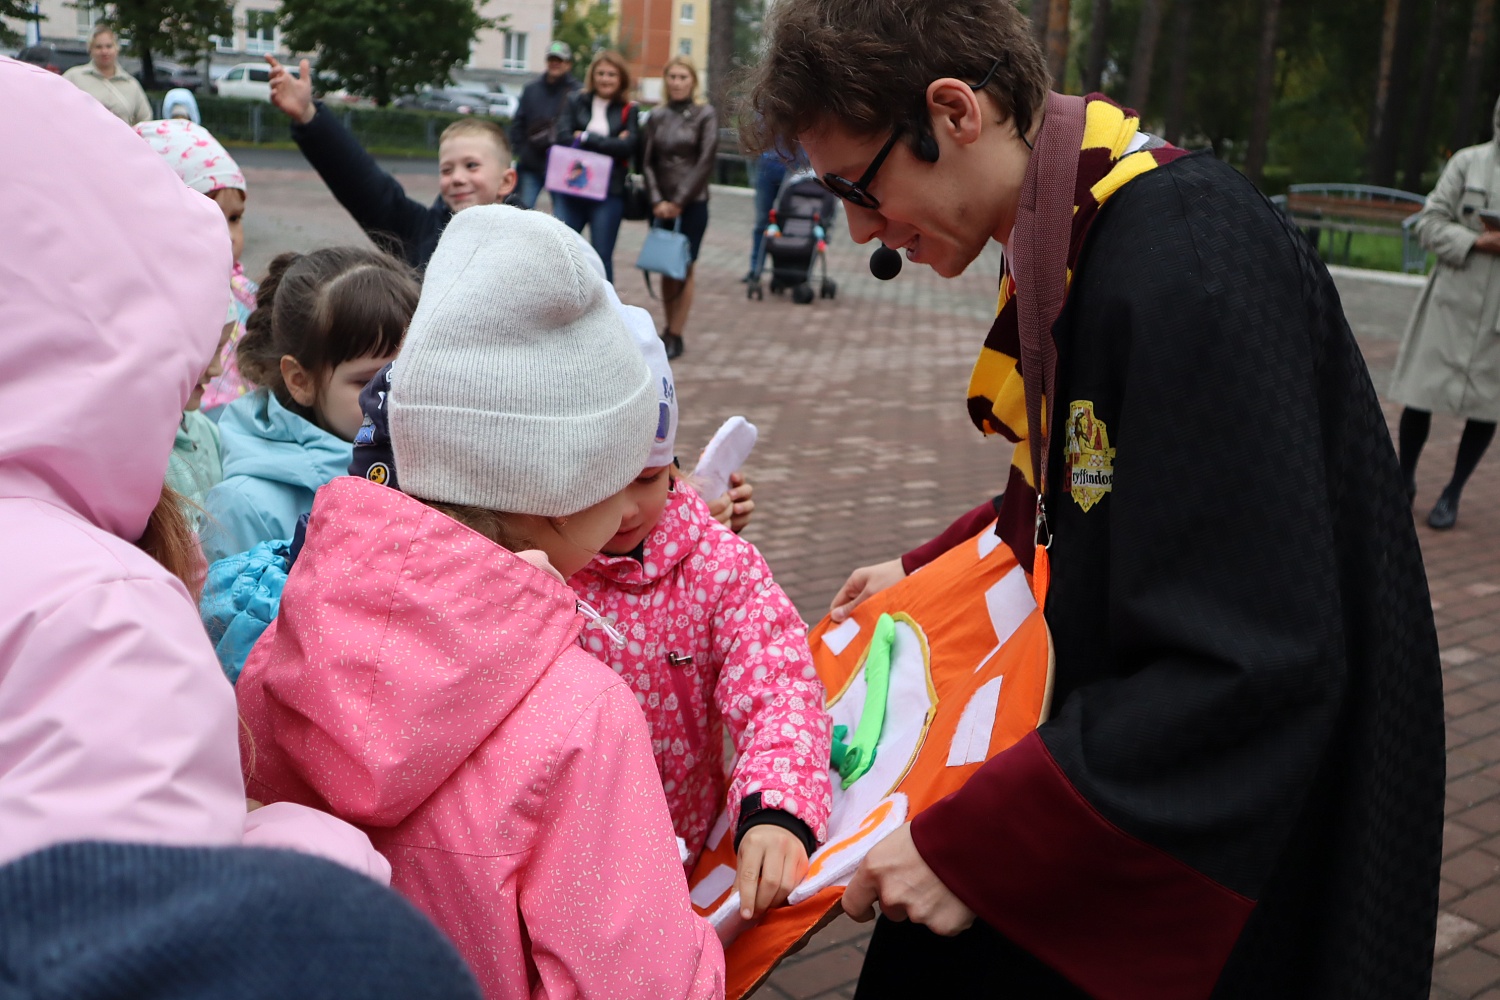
[0,57,229,542]
[245,477,587,825]
[0,59,388,883]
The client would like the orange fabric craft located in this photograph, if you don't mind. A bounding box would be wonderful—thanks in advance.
[684,523,1053,998]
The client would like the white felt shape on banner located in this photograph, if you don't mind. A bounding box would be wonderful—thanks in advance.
[977,523,1003,559]
[822,617,861,656]
[824,620,934,838]
[985,565,1035,653]
[946,676,1005,767]
[692,863,738,909]
[705,807,731,852]
[787,793,908,905]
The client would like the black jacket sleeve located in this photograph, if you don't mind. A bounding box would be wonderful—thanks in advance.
[291,102,433,260]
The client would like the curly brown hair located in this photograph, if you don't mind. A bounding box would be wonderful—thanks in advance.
[744,0,1048,158]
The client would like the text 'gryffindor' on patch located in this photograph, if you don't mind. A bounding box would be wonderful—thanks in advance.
[1065,400,1115,512]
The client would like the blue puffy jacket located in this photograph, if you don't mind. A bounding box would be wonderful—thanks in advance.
[200,389,351,565]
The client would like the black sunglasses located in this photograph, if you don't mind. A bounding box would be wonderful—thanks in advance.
[821,58,1006,211]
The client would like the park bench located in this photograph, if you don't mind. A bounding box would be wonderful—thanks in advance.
[1272,183,1427,273]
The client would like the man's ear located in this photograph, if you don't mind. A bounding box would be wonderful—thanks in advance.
[926,78,986,153]
[280,354,318,408]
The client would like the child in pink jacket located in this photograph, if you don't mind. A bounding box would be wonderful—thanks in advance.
[0,57,387,881]
[568,318,834,921]
[236,206,724,1000]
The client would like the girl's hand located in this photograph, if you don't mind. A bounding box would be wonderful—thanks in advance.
[735,824,810,920]
[653,200,674,219]
[707,472,755,533]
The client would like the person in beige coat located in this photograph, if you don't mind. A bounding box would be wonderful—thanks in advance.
[63,24,152,127]
[1390,95,1500,530]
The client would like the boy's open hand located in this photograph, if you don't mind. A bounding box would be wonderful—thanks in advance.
[265,55,315,125]
[736,824,809,920]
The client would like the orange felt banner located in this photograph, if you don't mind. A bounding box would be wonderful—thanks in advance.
[685,525,1054,998]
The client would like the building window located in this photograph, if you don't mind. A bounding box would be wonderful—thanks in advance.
[213,32,236,52]
[678,38,692,56]
[244,10,277,55]
[680,2,694,22]
[502,31,529,71]
[75,3,101,38]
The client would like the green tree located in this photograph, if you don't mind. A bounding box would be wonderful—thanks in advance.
[278,0,493,107]
[552,0,614,63]
[84,0,232,87]
[1,1,43,47]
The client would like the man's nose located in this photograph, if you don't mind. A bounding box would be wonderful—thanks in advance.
[844,204,885,246]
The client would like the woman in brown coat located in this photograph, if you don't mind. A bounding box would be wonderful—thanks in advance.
[643,58,718,359]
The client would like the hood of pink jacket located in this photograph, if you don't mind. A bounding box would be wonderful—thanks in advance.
[0,58,231,542]
[244,476,591,827]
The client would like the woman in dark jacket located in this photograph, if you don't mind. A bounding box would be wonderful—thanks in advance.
[552,50,640,281]
[643,57,717,360]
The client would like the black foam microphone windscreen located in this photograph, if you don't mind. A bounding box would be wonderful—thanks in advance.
[869,245,903,280]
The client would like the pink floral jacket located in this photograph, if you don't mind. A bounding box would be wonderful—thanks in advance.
[569,487,833,866]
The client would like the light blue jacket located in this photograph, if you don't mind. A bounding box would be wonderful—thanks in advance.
[200,389,351,565]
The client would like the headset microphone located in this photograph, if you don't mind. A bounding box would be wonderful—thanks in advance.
[869,244,903,280]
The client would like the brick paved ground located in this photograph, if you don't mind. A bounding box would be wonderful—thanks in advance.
[241,152,1498,998]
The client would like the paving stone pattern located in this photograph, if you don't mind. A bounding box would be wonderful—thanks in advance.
[243,159,1496,999]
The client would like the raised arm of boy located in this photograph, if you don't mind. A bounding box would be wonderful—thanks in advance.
[266,56,435,267]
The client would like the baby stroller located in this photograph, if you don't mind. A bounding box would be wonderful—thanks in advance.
[747,169,839,304]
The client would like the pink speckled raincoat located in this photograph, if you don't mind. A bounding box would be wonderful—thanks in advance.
[237,476,725,1000]
[568,487,833,867]
[0,57,386,882]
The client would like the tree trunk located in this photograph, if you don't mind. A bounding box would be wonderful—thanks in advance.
[1030,0,1050,48]
[139,43,156,91]
[1125,0,1166,113]
[1243,0,1280,186]
[1162,0,1194,144]
[1401,0,1450,191]
[1082,0,1111,93]
[708,0,735,116]
[1366,0,1417,186]
[1046,0,1071,87]
[1452,0,1497,151]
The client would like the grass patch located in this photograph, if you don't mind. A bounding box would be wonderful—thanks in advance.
[1302,228,1433,274]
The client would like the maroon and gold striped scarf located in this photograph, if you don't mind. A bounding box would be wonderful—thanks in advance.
[968,95,1187,572]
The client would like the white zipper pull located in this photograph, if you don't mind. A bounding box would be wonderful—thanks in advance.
[575,598,627,647]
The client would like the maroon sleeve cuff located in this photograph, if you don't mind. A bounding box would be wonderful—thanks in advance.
[900,497,1002,574]
[909,731,1254,1000]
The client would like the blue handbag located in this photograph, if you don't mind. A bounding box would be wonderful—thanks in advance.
[636,218,692,283]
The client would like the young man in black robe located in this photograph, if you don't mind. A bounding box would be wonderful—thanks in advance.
[748,1,1444,997]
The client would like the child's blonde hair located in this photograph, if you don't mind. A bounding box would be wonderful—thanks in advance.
[439,118,514,164]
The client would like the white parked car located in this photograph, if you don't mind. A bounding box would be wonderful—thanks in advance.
[213,62,297,101]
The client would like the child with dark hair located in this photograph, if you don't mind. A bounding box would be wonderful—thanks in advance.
[201,247,419,564]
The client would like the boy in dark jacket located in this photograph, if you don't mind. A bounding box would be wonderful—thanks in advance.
[264,56,517,269]
[510,40,581,209]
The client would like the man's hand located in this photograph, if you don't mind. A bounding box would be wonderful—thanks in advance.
[706,472,755,533]
[829,558,906,622]
[736,824,810,920]
[265,56,315,125]
[1475,230,1500,255]
[842,823,975,936]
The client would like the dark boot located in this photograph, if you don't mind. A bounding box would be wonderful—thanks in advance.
[662,331,684,360]
[1427,487,1459,530]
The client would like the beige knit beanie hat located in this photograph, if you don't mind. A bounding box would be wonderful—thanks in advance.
[390,205,656,515]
